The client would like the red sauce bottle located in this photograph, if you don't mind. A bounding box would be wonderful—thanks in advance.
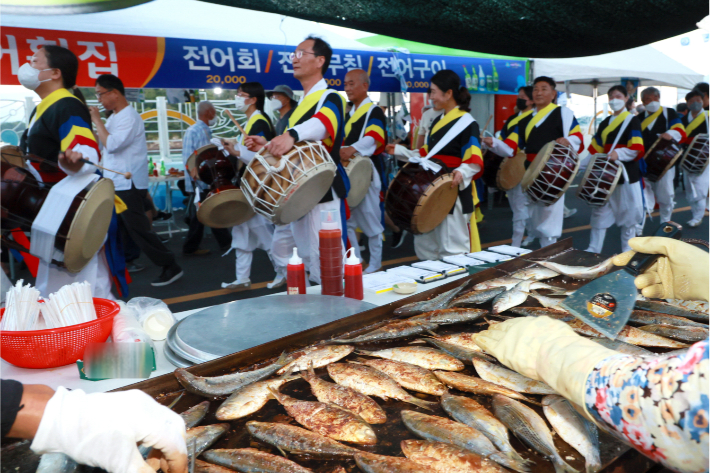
[319,209,343,296]
[287,248,306,295]
[344,247,363,300]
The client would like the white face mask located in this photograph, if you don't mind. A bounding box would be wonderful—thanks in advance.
[645,101,661,113]
[208,116,218,126]
[269,97,283,111]
[608,98,626,112]
[234,96,250,113]
[18,63,52,91]
[689,101,703,113]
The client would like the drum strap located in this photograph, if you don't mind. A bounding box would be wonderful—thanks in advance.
[608,114,634,184]
[30,173,99,264]
[411,114,474,173]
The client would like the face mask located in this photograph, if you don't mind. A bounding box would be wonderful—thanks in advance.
[608,98,626,112]
[208,116,218,126]
[18,63,52,91]
[689,101,703,113]
[645,101,660,113]
[516,98,528,111]
[269,97,283,111]
[234,96,250,112]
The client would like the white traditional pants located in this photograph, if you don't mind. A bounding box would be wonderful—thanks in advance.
[643,168,676,223]
[36,248,114,300]
[684,166,710,222]
[229,214,275,281]
[587,180,644,253]
[414,198,470,260]
[346,168,384,271]
[507,184,530,247]
[528,194,565,248]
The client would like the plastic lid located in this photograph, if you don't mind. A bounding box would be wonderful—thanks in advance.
[345,247,360,266]
[320,209,339,230]
[289,247,302,265]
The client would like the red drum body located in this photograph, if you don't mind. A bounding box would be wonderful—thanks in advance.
[521,141,580,206]
[577,154,622,207]
[644,137,682,182]
[681,133,709,175]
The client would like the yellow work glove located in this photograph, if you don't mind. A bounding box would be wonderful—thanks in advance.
[473,317,617,410]
[612,237,709,302]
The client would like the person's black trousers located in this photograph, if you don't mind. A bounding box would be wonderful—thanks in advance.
[182,189,232,253]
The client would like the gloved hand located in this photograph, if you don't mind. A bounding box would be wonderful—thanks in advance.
[31,387,187,473]
[473,317,618,409]
[612,237,709,301]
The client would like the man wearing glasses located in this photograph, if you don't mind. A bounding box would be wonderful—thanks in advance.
[247,36,348,284]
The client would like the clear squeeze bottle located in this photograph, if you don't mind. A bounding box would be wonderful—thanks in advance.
[319,209,343,296]
[287,248,306,295]
[344,247,363,300]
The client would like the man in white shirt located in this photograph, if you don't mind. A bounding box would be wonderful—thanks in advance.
[91,74,183,286]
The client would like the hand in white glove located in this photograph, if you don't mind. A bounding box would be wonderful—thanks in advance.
[473,316,618,410]
[612,237,709,301]
[31,387,187,473]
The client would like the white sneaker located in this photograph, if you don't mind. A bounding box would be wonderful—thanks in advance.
[687,218,702,228]
[563,207,577,219]
[221,278,251,289]
[521,236,536,247]
[363,265,381,274]
[267,275,286,289]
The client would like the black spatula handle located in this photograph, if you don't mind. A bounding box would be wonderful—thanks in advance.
[625,222,683,276]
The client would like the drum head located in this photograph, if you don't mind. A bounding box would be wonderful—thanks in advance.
[63,178,115,273]
[521,141,555,192]
[411,174,458,234]
[188,144,219,175]
[681,133,709,174]
[646,136,683,181]
[576,154,622,207]
[497,150,526,191]
[345,155,373,208]
[1,145,25,168]
[197,188,255,228]
[273,165,336,225]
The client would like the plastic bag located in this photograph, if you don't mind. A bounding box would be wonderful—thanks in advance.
[112,301,155,351]
[126,297,176,341]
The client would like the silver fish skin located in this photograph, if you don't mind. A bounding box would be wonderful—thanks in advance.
[331,320,438,344]
[36,453,78,473]
[509,307,573,320]
[474,277,526,291]
[394,282,468,316]
[409,308,489,325]
[441,392,527,465]
[537,257,614,280]
[589,337,653,356]
[566,320,690,348]
[175,352,290,397]
[542,395,601,473]
[638,324,709,343]
[449,287,506,307]
[511,266,560,281]
[246,421,362,458]
[664,299,709,314]
[492,395,578,473]
[401,410,531,473]
[421,336,497,363]
[473,359,557,395]
[181,400,210,428]
[529,292,565,308]
[215,374,299,420]
[629,310,708,328]
[635,300,709,321]
[203,448,313,473]
[492,285,530,314]
[277,345,354,374]
[194,459,235,473]
[354,452,431,473]
[187,424,230,460]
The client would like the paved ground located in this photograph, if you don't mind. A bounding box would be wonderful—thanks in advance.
[9,174,708,313]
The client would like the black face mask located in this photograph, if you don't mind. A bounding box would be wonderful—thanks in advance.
[516,98,528,110]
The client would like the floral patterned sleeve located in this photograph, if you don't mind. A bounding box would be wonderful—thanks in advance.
[584,339,709,473]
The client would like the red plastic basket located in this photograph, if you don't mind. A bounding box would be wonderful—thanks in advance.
[0,298,120,369]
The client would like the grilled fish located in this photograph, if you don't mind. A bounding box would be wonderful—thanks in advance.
[441,392,527,465]
[664,299,709,314]
[246,421,361,458]
[509,307,573,320]
[277,345,354,374]
[635,300,709,321]
[511,266,560,281]
[492,395,578,473]
[331,320,438,344]
[203,448,313,473]
[300,362,387,424]
[588,337,653,356]
[409,308,489,325]
[528,292,566,308]
[638,324,709,343]
[186,424,230,460]
[434,371,539,403]
[421,336,497,363]
[394,282,468,316]
[327,362,437,410]
[358,346,464,371]
[355,357,447,395]
[428,332,488,352]
[354,452,430,473]
[401,410,530,473]
[629,310,708,328]
[402,440,511,473]
[449,287,506,307]
[473,359,557,394]
[194,459,235,473]
[566,320,690,348]
[215,373,299,420]
[175,352,290,397]
[492,285,530,314]
[537,257,614,280]
[543,395,601,473]
[181,400,210,428]
[268,387,377,445]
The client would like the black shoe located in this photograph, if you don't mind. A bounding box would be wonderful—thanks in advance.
[391,230,408,249]
[151,263,183,286]
[126,262,145,273]
[155,211,172,221]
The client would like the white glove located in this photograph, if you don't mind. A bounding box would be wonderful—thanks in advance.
[31,387,187,473]
[473,317,618,410]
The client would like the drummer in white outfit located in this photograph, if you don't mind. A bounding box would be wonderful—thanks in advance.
[341,69,387,274]
[222,82,278,289]
[584,85,646,253]
[681,88,709,228]
[482,85,534,247]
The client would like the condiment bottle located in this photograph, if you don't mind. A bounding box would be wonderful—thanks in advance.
[344,247,363,300]
[287,248,306,295]
[319,209,343,296]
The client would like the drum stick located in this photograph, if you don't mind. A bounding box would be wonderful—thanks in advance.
[224,109,247,136]
[78,158,132,179]
[482,114,493,135]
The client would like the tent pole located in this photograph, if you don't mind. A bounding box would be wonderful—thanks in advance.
[593,83,598,135]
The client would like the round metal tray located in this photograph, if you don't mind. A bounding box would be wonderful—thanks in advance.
[163,341,193,368]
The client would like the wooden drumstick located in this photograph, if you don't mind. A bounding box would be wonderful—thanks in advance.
[224,109,247,136]
[482,114,493,136]
[78,158,132,179]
